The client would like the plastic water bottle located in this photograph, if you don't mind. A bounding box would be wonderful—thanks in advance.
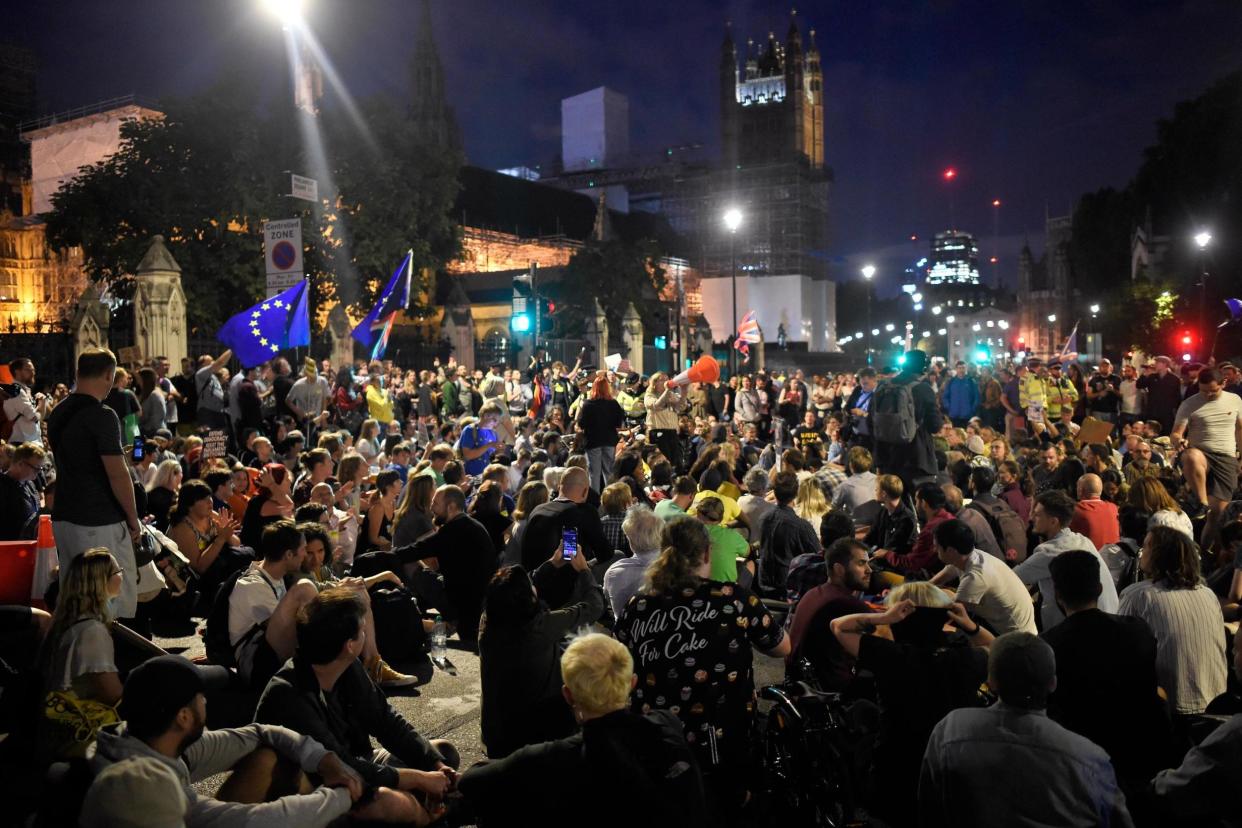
[430,614,447,666]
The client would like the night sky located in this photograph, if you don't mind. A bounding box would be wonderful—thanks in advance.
[15,0,1242,294]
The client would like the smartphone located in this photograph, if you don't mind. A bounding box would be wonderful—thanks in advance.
[131,442,144,463]
[561,527,579,561]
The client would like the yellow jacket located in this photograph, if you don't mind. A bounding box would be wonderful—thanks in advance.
[1045,377,1079,419]
[1018,374,1047,410]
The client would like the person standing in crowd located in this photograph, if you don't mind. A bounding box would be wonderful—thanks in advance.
[194,349,233,430]
[4,357,42,446]
[1139,355,1184,436]
[872,350,943,492]
[941,361,980,428]
[1086,358,1121,423]
[575,375,626,492]
[46,348,142,624]
[644,372,683,472]
[1170,366,1242,549]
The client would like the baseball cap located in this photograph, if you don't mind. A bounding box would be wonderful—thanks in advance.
[988,632,1056,709]
[965,435,987,456]
[80,756,187,828]
[153,428,174,442]
[120,655,230,737]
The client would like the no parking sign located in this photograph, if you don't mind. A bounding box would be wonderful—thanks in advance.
[264,218,303,297]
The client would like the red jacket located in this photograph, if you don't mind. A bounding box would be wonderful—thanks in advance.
[890,509,953,574]
[1069,498,1119,550]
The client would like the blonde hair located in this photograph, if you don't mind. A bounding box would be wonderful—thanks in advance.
[886,580,952,609]
[43,549,117,670]
[793,477,829,526]
[561,633,634,717]
[337,452,368,485]
[600,482,633,516]
[146,459,182,493]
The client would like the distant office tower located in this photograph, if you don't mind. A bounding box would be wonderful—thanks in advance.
[927,230,981,286]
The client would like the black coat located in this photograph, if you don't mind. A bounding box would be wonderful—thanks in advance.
[871,374,943,482]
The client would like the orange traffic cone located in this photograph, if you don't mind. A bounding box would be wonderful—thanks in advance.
[32,515,56,608]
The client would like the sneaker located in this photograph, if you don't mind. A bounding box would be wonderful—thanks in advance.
[1185,500,1208,520]
[369,658,417,688]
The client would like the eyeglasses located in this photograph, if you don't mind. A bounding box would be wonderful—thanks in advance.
[109,568,123,578]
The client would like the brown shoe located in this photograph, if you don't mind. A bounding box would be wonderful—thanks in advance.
[368,657,417,688]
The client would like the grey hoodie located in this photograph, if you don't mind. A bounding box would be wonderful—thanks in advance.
[89,722,354,828]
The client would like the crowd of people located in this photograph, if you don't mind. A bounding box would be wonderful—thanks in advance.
[0,343,1240,826]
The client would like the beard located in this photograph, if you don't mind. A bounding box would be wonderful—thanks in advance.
[178,708,207,754]
[433,512,447,527]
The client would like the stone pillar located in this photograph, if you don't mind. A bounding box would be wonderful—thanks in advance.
[621,302,644,376]
[132,235,188,368]
[326,303,354,368]
[755,325,766,373]
[71,283,111,361]
[584,299,608,365]
[440,308,475,372]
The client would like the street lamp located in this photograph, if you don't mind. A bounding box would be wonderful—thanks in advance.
[261,0,304,26]
[723,207,743,375]
[862,264,876,364]
[1194,230,1212,345]
[1089,304,1100,315]
[1047,313,1057,355]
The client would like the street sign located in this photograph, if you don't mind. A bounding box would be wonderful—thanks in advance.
[263,218,303,297]
[290,174,318,202]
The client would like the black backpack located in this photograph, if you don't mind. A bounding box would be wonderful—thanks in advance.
[968,499,1029,563]
[203,568,276,668]
[871,380,917,444]
[369,583,429,665]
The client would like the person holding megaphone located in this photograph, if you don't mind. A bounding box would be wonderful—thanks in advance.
[646,357,720,470]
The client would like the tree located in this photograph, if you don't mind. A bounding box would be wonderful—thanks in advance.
[556,238,668,340]
[45,75,461,336]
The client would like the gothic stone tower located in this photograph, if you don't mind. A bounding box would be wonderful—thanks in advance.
[409,0,461,151]
[721,11,824,170]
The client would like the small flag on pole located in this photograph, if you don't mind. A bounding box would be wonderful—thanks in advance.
[735,310,760,363]
[352,251,413,360]
[216,280,310,368]
[1056,321,1080,363]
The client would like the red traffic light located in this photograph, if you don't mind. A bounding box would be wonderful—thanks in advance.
[547,301,556,314]
[943,167,957,181]
[1181,332,1193,345]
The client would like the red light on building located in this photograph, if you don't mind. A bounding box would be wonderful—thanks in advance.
[992,199,1001,207]
[943,168,957,181]
[989,256,999,264]
[909,234,918,241]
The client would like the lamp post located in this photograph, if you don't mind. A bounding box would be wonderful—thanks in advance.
[724,207,743,376]
[1047,313,1057,357]
[862,264,876,365]
[1195,230,1212,346]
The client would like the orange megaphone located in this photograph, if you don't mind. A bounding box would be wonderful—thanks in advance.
[670,355,720,387]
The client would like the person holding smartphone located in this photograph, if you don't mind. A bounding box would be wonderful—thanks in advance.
[478,536,604,759]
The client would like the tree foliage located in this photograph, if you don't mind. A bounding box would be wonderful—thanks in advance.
[556,238,668,340]
[45,76,461,336]
[1069,71,1242,355]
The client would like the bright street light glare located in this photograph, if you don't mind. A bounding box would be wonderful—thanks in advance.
[861,264,876,280]
[261,0,304,21]
[723,207,743,232]
[871,329,880,336]
[1048,314,1057,323]
[1089,304,1100,314]
[884,323,895,332]
[1194,230,1213,249]
[913,303,923,311]
[931,305,942,315]
[912,292,923,303]
[937,328,947,336]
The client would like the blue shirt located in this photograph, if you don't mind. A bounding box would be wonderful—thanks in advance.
[460,424,498,476]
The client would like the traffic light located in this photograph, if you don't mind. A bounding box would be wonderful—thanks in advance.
[537,297,556,334]
[972,344,991,364]
[511,295,531,332]
[654,335,668,350]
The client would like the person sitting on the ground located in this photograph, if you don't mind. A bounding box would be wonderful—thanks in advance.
[1152,628,1242,823]
[694,494,748,583]
[602,504,665,617]
[519,467,611,572]
[654,474,697,521]
[89,654,364,827]
[479,553,604,759]
[1042,549,1173,785]
[918,632,1134,828]
[226,520,319,689]
[787,538,874,692]
[940,483,1003,561]
[831,446,878,515]
[0,441,43,540]
[1118,525,1227,716]
[1069,473,1121,551]
[928,519,1037,635]
[871,483,954,583]
[39,549,125,759]
[756,470,821,598]
[864,473,917,557]
[830,582,990,826]
[458,633,707,828]
[786,511,856,603]
[1015,490,1119,629]
[255,587,457,825]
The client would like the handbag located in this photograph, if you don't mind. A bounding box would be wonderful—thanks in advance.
[43,689,120,758]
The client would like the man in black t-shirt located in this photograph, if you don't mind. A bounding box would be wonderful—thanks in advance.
[1086,359,1122,422]
[791,410,826,464]
[46,348,142,621]
[271,357,297,422]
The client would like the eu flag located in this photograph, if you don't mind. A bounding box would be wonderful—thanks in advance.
[352,251,412,360]
[216,280,311,368]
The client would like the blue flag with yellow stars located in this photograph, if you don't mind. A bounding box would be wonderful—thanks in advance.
[216,280,311,368]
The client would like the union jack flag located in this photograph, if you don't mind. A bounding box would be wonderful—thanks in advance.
[735,310,760,363]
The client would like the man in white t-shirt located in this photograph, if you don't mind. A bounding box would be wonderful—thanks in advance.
[1172,367,1242,551]
[930,518,1037,635]
[227,520,318,688]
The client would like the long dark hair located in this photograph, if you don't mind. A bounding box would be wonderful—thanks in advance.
[481,565,539,632]
[1143,525,1202,589]
[469,480,503,517]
